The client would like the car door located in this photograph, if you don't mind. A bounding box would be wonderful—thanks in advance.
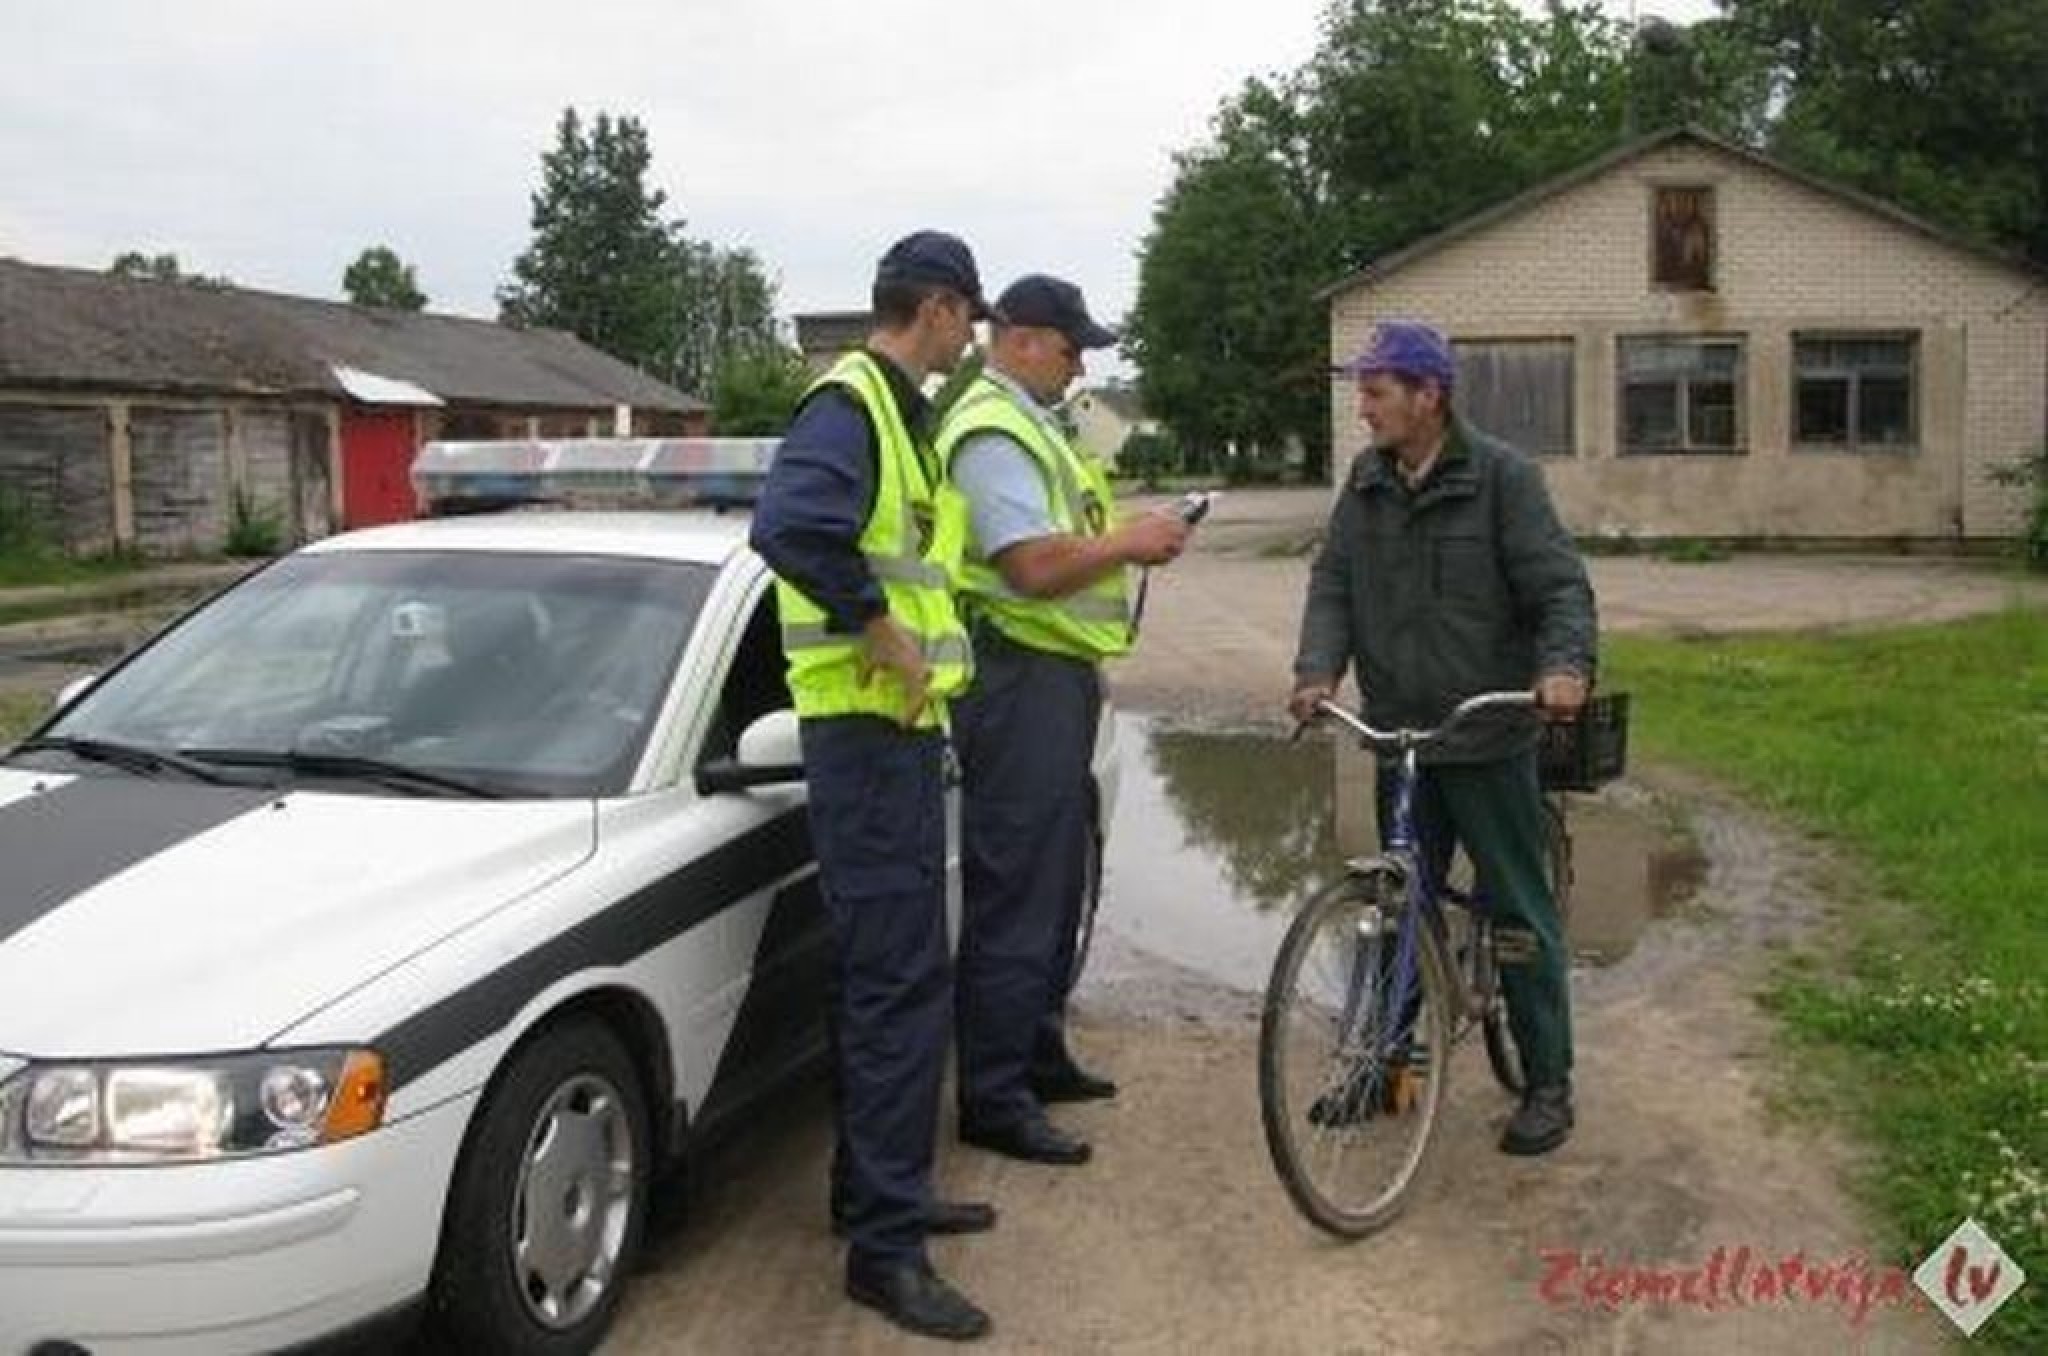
[685,584,831,1136]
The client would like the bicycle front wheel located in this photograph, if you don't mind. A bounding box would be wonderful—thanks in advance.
[1258,866,1454,1238]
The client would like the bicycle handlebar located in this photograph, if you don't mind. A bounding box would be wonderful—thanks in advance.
[1296,689,1537,752]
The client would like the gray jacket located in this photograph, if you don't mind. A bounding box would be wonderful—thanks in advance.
[1293,420,1597,763]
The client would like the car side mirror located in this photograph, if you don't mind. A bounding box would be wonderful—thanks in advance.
[695,709,805,795]
[54,673,99,712]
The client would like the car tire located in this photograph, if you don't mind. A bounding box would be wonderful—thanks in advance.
[427,1016,651,1355]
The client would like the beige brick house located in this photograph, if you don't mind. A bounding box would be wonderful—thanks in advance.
[1322,127,2047,543]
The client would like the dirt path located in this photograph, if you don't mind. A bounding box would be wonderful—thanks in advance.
[608,777,1941,1353]
[605,494,2000,1353]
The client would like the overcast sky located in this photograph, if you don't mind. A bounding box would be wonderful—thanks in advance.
[1,0,1721,361]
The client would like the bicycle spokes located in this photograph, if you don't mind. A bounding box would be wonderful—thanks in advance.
[1259,874,1453,1237]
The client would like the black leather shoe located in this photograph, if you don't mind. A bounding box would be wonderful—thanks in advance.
[961,1115,1092,1166]
[1499,1081,1574,1156]
[831,1199,997,1238]
[846,1260,991,1341]
[1031,1063,1118,1104]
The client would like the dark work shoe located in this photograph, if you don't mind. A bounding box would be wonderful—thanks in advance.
[831,1199,998,1239]
[845,1260,991,1341]
[1031,1062,1118,1104]
[1499,1081,1574,1156]
[961,1114,1092,1166]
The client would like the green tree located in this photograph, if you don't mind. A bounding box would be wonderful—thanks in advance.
[108,251,229,286]
[673,242,782,399]
[1128,1,1782,482]
[1126,85,1331,479]
[1724,0,2048,263]
[711,344,811,435]
[342,245,427,310]
[498,107,785,398]
[499,109,690,379]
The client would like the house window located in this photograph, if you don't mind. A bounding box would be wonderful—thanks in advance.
[1793,334,1917,450]
[1618,337,1744,455]
[1651,186,1714,290]
[1453,339,1574,455]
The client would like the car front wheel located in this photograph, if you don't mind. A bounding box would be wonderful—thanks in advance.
[429,1016,651,1354]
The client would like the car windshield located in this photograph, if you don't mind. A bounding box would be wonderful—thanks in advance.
[29,549,715,798]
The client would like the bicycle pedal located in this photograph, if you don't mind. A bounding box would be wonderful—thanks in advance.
[1383,1064,1421,1115]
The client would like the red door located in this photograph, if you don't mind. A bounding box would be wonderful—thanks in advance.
[341,410,418,527]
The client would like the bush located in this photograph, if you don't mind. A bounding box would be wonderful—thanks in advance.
[1115,430,1181,489]
[1988,446,2048,570]
[225,487,283,558]
[0,488,54,561]
[711,345,810,436]
[1656,537,1730,564]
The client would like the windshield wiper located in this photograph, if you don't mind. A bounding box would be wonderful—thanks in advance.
[11,735,245,786]
[184,748,505,799]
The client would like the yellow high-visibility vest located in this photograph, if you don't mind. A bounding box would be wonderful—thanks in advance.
[936,375,1131,662]
[773,353,970,727]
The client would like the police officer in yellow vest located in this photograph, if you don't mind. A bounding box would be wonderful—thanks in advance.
[750,231,993,1342]
[938,275,1190,1167]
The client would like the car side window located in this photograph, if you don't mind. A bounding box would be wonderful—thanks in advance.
[697,591,791,767]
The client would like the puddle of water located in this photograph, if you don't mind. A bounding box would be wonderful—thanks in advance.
[1096,716,1688,993]
[1095,715,1341,994]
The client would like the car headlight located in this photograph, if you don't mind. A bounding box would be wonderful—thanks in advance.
[0,1048,385,1163]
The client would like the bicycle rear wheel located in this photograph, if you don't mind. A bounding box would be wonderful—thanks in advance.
[1477,917,1525,1095]
[1479,798,1573,1094]
[1258,866,1453,1238]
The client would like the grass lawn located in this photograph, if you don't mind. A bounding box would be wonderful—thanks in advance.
[1608,607,2045,1350]
[0,550,143,590]
[0,691,46,745]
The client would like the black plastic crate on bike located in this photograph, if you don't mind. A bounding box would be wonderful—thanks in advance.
[1538,692,1629,791]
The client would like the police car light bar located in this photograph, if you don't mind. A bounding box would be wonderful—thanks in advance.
[411,437,780,515]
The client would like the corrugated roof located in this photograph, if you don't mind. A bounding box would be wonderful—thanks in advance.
[0,257,706,411]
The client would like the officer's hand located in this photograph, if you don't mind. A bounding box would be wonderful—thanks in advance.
[1288,679,1336,726]
[1535,671,1588,724]
[858,615,931,727]
[1119,511,1192,567]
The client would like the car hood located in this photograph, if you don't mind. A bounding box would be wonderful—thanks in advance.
[0,767,595,1056]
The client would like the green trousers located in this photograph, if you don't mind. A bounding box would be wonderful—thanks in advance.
[1376,750,1574,1088]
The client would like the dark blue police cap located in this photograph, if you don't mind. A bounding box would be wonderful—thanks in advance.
[994,274,1118,350]
[875,230,992,320]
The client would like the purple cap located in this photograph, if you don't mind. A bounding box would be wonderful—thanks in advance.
[1336,320,1456,388]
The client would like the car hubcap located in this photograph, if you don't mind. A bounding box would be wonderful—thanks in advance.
[512,1073,634,1329]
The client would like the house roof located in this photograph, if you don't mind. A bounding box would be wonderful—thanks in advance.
[1067,384,1147,423]
[0,257,706,411]
[1317,125,2048,302]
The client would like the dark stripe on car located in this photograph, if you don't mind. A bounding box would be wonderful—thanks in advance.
[0,777,275,948]
[376,806,815,1088]
[690,870,832,1139]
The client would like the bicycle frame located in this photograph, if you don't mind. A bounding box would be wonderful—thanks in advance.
[1317,691,1538,1056]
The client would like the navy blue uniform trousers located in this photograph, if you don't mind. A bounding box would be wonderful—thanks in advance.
[951,626,1100,1129]
[801,715,951,1269]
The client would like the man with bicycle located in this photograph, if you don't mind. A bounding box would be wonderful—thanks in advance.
[1289,320,1596,1156]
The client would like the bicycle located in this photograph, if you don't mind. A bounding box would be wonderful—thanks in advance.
[1257,689,1582,1238]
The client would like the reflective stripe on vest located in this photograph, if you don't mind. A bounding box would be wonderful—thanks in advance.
[772,352,970,727]
[935,375,1132,662]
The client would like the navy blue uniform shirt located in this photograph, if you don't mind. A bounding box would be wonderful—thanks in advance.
[750,350,930,634]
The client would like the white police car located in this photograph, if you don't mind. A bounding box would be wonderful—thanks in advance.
[0,445,1120,1355]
